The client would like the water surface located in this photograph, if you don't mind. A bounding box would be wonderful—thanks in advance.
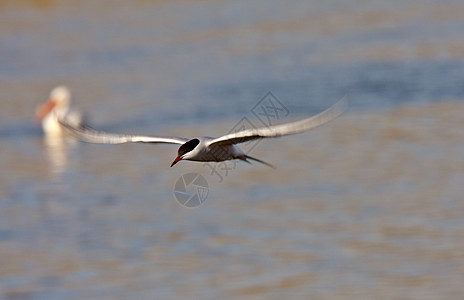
[1,1,464,299]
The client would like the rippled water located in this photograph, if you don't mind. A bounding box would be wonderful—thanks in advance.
[1,1,464,299]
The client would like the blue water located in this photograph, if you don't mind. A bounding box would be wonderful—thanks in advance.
[1,1,464,299]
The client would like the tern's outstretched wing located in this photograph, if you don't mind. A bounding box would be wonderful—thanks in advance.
[60,120,188,145]
[209,97,348,146]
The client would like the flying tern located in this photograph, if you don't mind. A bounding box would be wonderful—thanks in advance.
[60,97,347,167]
[36,86,83,136]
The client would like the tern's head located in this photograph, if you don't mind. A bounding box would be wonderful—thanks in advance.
[171,138,200,167]
[36,86,71,121]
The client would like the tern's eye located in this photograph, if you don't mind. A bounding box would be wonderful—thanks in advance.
[178,138,200,156]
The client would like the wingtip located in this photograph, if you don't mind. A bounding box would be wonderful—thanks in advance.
[334,95,349,114]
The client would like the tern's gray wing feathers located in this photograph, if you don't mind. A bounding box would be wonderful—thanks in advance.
[209,97,348,146]
[59,120,188,145]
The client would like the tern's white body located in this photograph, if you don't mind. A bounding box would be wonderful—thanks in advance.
[37,86,83,136]
[181,137,246,162]
[60,97,348,167]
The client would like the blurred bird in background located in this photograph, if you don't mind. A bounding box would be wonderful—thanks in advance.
[36,86,84,136]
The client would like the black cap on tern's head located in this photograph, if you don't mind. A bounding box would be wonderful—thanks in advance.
[170,138,200,167]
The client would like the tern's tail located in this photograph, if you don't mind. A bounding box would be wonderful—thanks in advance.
[242,155,276,169]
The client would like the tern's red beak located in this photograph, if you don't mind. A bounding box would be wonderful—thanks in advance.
[35,99,57,122]
[170,156,182,167]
